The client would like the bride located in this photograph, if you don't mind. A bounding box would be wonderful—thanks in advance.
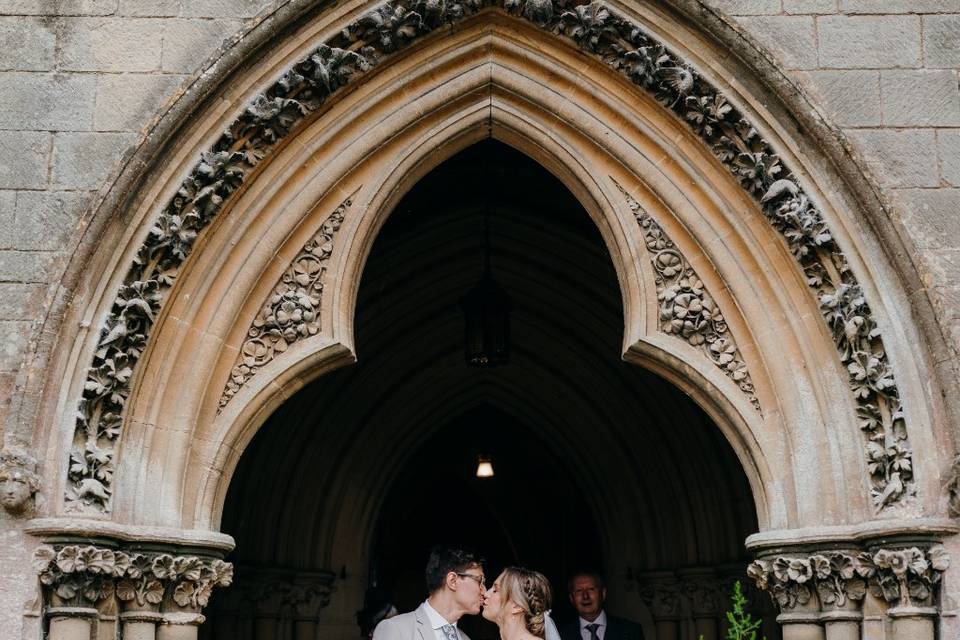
[481,567,561,640]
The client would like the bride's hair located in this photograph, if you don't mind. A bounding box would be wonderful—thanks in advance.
[499,567,553,638]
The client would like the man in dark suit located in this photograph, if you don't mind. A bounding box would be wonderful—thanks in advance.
[560,572,643,640]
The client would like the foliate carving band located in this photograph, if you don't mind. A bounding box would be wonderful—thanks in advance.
[33,544,233,610]
[748,545,949,611]
[219,196,352,409]
[615,180,759,410]
[69,0,914,511]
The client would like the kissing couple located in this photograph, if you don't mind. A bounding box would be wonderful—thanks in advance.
[373,545,559,640]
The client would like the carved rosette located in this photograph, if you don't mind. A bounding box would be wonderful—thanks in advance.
[68,0,915,513]
[219,197,352,409]
[33,544,233,612]
[614,180,759,411]
[748,546,949,612]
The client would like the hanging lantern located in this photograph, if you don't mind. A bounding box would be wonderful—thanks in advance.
[475,455,495,478]
[460,268,512,366]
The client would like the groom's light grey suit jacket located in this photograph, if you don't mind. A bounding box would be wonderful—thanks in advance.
[372,603,472,640]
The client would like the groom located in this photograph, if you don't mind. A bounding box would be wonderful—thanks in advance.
[373,545,486,640]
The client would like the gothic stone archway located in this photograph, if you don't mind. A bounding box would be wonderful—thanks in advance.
[17,1,960,639]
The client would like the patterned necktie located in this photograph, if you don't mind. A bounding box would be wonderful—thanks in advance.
[441,625,458,640]
[585,623,600,640]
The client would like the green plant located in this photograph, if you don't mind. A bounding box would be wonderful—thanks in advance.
[697,580,767,640]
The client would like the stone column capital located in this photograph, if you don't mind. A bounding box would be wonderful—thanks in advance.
[638,575,683,621]
[747,542,950,613]
[677,572,722,617]
[33,542,233,611]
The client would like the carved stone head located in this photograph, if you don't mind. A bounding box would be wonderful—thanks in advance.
[0,450,40,515]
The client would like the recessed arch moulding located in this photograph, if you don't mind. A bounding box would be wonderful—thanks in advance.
[22,0,960,629]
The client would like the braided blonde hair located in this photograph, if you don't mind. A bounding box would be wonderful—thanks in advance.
[498,567,553,638]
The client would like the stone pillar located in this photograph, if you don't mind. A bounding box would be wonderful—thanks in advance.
[47,607,98,640]
[33,543,233,640]
[289,572,336,640]
[748,555,825,640]
[158,611,206,640]
[639,575,682,640]
[679,572,720,640]
[858,545,949,640]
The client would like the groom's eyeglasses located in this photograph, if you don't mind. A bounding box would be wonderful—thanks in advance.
[455,572,486,588]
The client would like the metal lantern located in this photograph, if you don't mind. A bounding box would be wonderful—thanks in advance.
[460,267,512,366]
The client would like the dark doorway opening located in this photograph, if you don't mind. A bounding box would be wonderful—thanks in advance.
[370,403,602,639]
[210,139,767,640]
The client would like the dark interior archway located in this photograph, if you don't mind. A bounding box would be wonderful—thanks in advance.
[207,140,768,640]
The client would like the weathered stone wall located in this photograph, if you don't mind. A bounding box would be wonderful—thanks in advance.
[1,0,958,433]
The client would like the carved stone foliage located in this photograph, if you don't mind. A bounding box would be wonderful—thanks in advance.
[639,579,683,619]
[748,546,949,611]
[681,577,721,616]
[0,448,41,515]
[615,180,759,411]
[33,544,233,610]
[216,567,337,615]
[68,0,913,512]
[219,197,352,409]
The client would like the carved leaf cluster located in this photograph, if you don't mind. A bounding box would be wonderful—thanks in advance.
[748,546,949,610]
[219,198,351,408]
[615,181,759,410]
[69,0,913,512]
[33,545,233,610]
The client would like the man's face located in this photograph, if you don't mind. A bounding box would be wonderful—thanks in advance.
[569,575,606,620]
[452,564,486,615]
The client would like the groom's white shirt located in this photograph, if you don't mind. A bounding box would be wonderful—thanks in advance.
[372,601,472,640]
[423,600,459,640]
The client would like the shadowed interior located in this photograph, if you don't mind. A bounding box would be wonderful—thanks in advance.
[211,140,765,640]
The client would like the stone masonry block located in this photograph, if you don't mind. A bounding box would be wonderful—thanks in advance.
[0,191,14,250]
[0,320,32,371]
[13,190,91,251]
[0,18,55,71]
[783,0,837,14]
[0,250,63,284]
[881,70,960,127]
[161,19,244,73]
[939,130,960,188]
[118,0,179,16]
[924,15,960,69]
[0,0,116,15]
[59,18,163,72]
[0,131,50,190]
[818,15,921,69]
[0,73,95,130]
[0,283,48,320]
[806,70,880,126]
[847,129,939,188]
[94,73,186,131]
[179,0,271,18]
[893,188,960,256]
[736,16,817,70]
[840,0,960,12]
[51,132,136,190]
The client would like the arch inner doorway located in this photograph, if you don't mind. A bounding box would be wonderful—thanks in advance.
[207,141,766,640]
